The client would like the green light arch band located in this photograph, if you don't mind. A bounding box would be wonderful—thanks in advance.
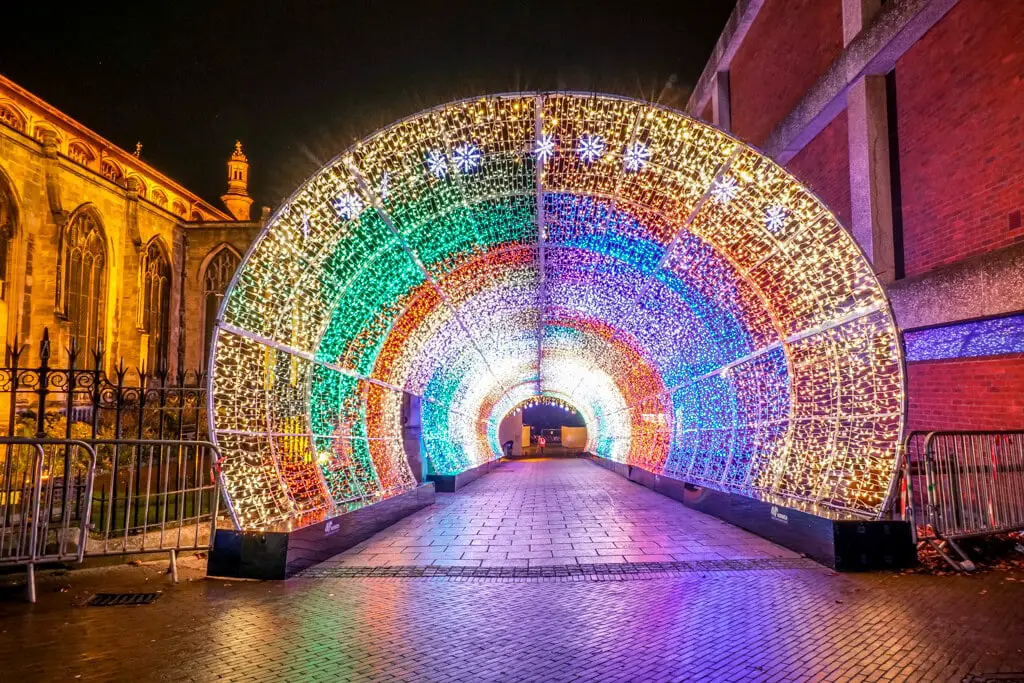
[210,93,906,530]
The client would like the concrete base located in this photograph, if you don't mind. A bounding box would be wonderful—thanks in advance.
[428,458,503,493]
[590,457,916,571]
[207,483,435,580]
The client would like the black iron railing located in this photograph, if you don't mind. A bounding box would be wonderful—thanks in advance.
[1,327,209,532]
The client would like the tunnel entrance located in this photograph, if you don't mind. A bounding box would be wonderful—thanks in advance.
[498,395,588,457]
[209,92,905,532]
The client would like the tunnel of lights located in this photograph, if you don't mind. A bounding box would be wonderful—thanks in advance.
[209,93,906,530]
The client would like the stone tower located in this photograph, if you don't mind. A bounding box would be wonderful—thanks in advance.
[221,140,253,221]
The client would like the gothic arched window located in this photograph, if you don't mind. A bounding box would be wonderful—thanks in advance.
[141,239,171,374]
[202,246,240,366]
[62,209,106,358]
[0,173,16,299]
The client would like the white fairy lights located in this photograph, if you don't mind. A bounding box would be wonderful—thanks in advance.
[210,92,906,531]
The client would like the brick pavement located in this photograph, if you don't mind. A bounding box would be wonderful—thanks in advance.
[1,457,1023,682]
[317,458,799,570]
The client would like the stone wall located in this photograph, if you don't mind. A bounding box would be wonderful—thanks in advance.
[0,123,257,378]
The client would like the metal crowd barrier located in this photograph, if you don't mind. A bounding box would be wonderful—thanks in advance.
[0,438,98,602]
[1,437,235,602]
[899,430,1024,571]
[82,439,231,582]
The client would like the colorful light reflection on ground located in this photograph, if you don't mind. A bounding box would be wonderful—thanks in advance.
[210,93,905,530]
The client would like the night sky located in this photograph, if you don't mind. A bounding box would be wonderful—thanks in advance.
[522,404,586,430]
[1,1,733,211]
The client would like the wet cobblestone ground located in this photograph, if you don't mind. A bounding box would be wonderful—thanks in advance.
[2,458,1023,682]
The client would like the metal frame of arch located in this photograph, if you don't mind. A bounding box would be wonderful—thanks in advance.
[209,93,906,531]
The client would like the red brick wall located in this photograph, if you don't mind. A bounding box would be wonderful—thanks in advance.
[728,0,843,146]
[785,109,851,227]
[896,0,1024,277]
[906,355,1024,432]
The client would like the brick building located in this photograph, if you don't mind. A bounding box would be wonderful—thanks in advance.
[689,0,1024,432]
[0,74,262,378]
[1,0,1020,434]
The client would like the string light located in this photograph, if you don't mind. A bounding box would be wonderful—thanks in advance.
[507,395,578,415]
[211,92,905,530]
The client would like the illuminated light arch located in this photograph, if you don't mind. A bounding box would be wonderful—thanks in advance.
[210,93,905,530]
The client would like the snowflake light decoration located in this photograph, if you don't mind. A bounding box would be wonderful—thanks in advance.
[425,149,448,178]
[764,205,788,233]
[211,92,905,534]
[452,143,482,174]
[331,192,363,220]
[711,176,740,203]
[623,141,651,171]
[578,134,606,164]
[534,132,556,163]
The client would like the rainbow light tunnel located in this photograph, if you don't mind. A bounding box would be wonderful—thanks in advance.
[210,93,906,531]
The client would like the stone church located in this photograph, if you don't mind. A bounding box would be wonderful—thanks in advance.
[0,73,261,377]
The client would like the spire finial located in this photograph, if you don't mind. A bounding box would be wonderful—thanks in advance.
[222,139,253,220]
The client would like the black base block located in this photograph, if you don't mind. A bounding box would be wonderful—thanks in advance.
[428,458,503,493]
[208,483,436,580]
[590,457,916,571]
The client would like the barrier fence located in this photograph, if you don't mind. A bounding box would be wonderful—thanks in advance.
[80,439,228,559]
[0,331,244,599]
[0,437,232,601]
[898,430,1024,571]
[0,439,97,602]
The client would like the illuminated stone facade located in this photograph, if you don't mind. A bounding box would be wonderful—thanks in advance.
[0,74,260,376]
